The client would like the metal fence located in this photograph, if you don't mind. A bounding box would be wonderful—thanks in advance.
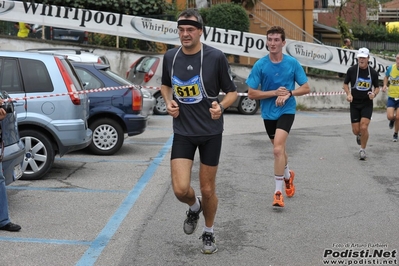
[325,40,399,53]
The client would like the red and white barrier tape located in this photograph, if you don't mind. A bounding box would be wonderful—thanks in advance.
[140,85,348,97]
[3,85,137,102]
[218,91,347,97]
[1,83,347,102]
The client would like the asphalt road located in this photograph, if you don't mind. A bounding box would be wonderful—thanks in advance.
[1,108,398,266]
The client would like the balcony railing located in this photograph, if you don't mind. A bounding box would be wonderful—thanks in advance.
[186,0,322,44]
[250,2,322,44]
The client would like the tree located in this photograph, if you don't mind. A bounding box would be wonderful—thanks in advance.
[200,3,249,63]
[329,0,381,43]
[200,3,249,34]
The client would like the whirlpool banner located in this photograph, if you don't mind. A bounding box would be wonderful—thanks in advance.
[0,0,393,79]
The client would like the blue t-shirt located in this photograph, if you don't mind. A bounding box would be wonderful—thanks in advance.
[246,54,308,120]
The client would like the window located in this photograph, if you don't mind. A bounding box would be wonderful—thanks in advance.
[0,58,24,93]
[75,68,102,90]
[20,58,53,93]
[135,57,159,73]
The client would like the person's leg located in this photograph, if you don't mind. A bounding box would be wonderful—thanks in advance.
[359,102,373,150]
[394,107,399,141]
[387,97,396,129]
[197,134,222,229]
[170,134,200,235]
[197,134,221,254]
[170,134,197,205]
[349,104,363,146]
[0,166,21,231]
[359,117,370,150]
[0,172,11,227]
[272,129,289,207]
[387,107,395,122]
[171,158,195,205]
[198,164,218,254]
[264,120,284,196]
[350,104,361,136]
[198,163,218,228]
[357,103,373,160]
[351,122,360,137]
[273,128,289,178]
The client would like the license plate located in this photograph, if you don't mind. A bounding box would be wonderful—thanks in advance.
[13,164,23,180]
[60,35,79,40]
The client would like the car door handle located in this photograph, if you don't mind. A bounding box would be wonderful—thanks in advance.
[13,101,24,106]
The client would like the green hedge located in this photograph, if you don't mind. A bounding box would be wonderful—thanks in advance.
[14,0,172,16]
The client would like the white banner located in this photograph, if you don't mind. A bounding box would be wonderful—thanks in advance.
[0,0,393,79]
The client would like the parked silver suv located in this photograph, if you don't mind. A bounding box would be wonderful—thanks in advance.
[0,51,92,180]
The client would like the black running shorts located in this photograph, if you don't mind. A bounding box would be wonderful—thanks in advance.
[350,100,373,123]
[171,133,222,166]
[263,114,295,139]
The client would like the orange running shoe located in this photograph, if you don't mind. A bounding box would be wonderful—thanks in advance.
[272,191,284,207]
[285,170,296,198]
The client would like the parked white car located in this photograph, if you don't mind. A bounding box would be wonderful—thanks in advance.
[26,48,109,65]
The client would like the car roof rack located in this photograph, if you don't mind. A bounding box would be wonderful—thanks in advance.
[26,48,92,55]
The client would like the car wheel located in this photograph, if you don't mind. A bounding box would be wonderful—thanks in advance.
[89,118,124,155]
[238,96,259,115]
[19,130,55,180]
[153,93,167,115]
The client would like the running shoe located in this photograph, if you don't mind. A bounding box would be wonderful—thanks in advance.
[389,120,395,129]
[359,149,366,160]
[272,191,284,207]
[284,170,296,198]
[200,232,218,254]
[393,133,398,142]
[183,196,202,235]
[356,134,361,145]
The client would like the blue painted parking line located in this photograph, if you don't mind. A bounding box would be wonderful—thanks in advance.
[75,135,173,266]
[0,237,91,245]
[55,157,151,163]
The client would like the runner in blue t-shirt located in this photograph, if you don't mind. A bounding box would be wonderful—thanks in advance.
[246,26,310,208]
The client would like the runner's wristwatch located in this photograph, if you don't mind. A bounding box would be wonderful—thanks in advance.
[219,103,224,113]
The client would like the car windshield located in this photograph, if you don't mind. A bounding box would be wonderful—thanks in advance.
[135,57,158,73]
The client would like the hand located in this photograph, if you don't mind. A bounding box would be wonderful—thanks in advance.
[346,94,353,103]
[0,100,6,121]
[382,86,387,92]
[275,86,290,97]
[209,101,222,120]
[167,100,179,118]
[275,95,288,107]
[368,92,377,100]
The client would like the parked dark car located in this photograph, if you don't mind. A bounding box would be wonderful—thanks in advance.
[0,92,24,185]
[71,62,149,155]
[126,55,259,115]
[31,25,88,44]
